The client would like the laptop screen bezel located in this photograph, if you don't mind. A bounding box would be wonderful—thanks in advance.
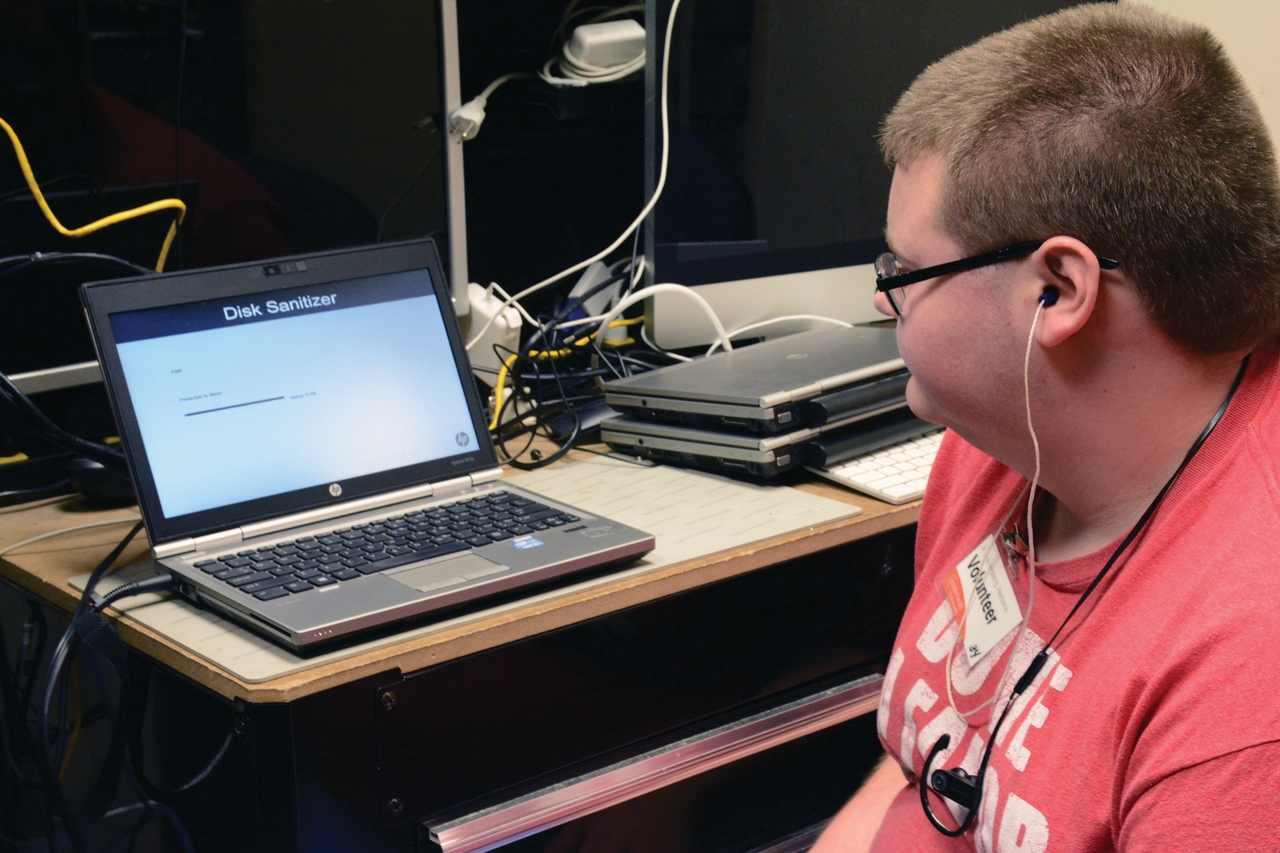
[81,238,499,546]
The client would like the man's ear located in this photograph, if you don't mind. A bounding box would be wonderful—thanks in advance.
[1031,236,1103,347]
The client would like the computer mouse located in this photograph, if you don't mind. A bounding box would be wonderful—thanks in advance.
[67,457,137,504]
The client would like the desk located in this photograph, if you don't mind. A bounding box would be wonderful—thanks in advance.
[0,458,919,851]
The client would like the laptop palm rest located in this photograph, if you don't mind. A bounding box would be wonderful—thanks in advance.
[389,553,510,592]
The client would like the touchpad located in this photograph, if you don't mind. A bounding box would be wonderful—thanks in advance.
[388,553,511,592]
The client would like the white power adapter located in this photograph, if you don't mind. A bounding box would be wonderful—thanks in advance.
[566,20,645,70]
[462,283,522,385]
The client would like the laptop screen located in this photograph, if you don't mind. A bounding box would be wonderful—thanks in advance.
[107,267,477,519]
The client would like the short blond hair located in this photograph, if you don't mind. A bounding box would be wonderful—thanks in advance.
[880,3,1280,353]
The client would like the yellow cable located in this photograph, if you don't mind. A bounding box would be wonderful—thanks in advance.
[489,352,521,432]
[155,220,181,273]
[58,667,83,782]
[0,117,187,272]
[487,319,650,431]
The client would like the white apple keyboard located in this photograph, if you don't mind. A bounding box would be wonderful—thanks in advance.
[810,430,945,504]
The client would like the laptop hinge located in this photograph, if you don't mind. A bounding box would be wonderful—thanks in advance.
[237,482,439,543]
[194,528,244,553]
[149,473,502,559]
[757,359,908,408]
[432,475,475,499]
[470,467,503,486]
[153,538,197,559]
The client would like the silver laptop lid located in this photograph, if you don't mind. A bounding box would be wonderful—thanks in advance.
[602,401,909,451]
[603,326,903,407]
[81,239,496,547]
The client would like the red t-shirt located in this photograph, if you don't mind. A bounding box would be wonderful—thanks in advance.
[870,341,1280,852]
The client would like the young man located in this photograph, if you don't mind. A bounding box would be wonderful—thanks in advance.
[814,5,1280,852]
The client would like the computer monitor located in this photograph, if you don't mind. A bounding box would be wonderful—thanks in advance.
[643,0,1083,350]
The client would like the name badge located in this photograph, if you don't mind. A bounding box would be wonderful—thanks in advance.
[939,534,1023,667]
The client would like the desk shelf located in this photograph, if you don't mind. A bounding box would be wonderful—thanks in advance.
[0,473,917,852]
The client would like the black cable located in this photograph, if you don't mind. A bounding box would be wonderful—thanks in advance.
[77,654,129,826]
[503,264,629,383]
[18,602,47,738]
[0,174,101,205]
[174,732,232,793]
[532,392,613,406]
[0,252,147,495]
[92,576,175,614]
[501,404,581,470]
[173,0,188,270]
[0,372,127,473]
[529,369,615,382]
[492,349,583,469]
[0,609,43,845]
[525,267,630,354]
[0,612,30,789]
[0,481,72,509]
[35,521,145,853]
[54,655,70,771]
[0,252,151,283]
[592,337,625,380]
[33,652,84,852]
[492,349,543,438]
[504,267,630,438]
[377,144,443,242]
[494,269,637,466]
[542,338,577,412]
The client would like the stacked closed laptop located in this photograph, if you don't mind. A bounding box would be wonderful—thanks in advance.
[601,326,937,479]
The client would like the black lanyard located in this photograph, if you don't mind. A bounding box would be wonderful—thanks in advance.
[920,355,1249,836]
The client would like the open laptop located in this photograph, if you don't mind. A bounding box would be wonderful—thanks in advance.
[602,326,906,434]
[80,239,654,653]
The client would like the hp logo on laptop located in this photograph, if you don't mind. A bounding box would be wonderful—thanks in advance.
[329,483,342,497]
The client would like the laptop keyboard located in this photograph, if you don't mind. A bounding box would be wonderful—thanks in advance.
[191,491,580,601]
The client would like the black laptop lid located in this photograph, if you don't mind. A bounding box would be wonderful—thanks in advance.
[81,239,496,546]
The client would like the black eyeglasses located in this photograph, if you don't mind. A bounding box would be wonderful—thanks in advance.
[874,240,1120,316]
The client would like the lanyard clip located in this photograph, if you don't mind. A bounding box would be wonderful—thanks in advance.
[1001,523,1030,578]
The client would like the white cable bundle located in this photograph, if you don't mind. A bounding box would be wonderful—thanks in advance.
[540,19,646,87]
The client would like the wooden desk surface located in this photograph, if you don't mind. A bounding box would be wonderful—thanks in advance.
[0,462,918,705]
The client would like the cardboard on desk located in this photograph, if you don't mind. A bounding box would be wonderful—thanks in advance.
[70,455,861,683]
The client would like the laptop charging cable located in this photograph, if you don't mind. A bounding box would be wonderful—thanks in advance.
[34,522,194,853]
[0,371,129,476]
